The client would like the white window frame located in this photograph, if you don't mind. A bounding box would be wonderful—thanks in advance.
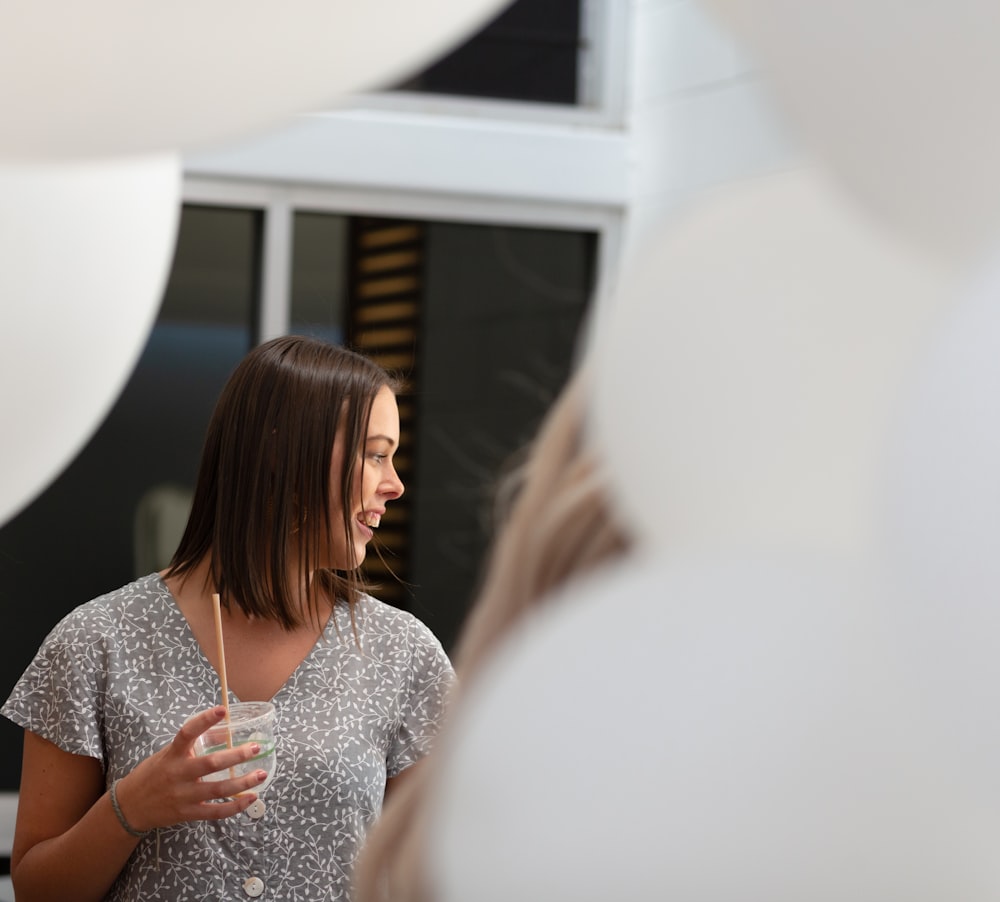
[181,0,631,340]
[182,176,624,344]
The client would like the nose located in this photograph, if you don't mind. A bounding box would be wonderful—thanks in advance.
[382,464,404,501]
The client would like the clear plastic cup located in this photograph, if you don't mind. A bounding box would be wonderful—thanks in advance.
[194,701,277,794]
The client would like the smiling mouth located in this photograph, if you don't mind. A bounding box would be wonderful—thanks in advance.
[360,512,381,529]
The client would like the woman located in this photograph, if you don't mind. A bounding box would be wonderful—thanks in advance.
[3,336,455,902]
[353,367,630,902]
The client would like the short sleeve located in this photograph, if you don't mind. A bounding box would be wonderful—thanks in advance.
[387,617,455,778]
[1,604,111,763]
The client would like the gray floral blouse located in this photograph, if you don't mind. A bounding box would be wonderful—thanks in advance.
[2,573,455,901]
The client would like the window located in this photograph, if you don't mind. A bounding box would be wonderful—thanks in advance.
[0,196,600,787]
[396,0,585,105]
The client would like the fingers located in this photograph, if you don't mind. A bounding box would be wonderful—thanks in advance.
[192,742,263,780]
[120,710,273,831]
[197,792,259,821]
[173,706,229,753]
[196,769,270,818]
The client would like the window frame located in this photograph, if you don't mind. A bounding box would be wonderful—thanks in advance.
[183,0,629,339]
[182,177,624,344]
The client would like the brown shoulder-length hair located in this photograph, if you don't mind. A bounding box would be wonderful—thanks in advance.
[165,335,400,630]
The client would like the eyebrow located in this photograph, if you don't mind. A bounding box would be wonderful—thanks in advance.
[366,434,398,448]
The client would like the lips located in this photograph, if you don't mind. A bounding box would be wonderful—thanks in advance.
[360,511,382,529]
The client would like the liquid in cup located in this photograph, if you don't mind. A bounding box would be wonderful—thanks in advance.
[195,701,277,794]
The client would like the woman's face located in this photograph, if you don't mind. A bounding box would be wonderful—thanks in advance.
[326,385,404,570]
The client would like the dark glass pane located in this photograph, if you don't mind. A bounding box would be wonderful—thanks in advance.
[408,222,597,648]
[344,218,425,610]
[0,204,260,789]
[397,0,581,105]
[290,212,350,344]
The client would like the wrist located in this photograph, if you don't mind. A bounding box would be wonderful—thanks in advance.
[109,777,151,838]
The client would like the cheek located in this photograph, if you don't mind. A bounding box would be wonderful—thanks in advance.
[359,467,379,504]
[327,478,354,524]
[351,465,369,508]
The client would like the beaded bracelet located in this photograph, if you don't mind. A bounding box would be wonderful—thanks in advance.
[109,778,151,838]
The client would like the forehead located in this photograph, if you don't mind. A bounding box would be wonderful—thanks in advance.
[367,385,400,437]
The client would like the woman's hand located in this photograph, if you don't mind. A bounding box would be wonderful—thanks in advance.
[12,709,267,902]
[112,706,269,832]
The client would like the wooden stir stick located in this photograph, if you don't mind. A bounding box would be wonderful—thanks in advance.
[211,593,236,773]
[211,593,233,724]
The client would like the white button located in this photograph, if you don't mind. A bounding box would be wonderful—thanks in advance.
[243,876,264,897]
[246,799,266,819]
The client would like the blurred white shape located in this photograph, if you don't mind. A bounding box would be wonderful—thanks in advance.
[0,1,511,159]
[592,166,958,558]
[0,155,180,526]
[884,256,1000,598]
[882,254,1000,786]
[429,553,996,901]
[698,0,1000,261]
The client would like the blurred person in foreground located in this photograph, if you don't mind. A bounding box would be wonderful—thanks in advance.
[354,366,630,902]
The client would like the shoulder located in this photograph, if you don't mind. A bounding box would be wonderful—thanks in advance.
[352,594,443,648]
[354,600,455,769]
[48,573,170,646]
[346,595,453,679]
[4,575,171,717]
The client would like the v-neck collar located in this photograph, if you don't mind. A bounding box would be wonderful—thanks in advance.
[150,572,338,705]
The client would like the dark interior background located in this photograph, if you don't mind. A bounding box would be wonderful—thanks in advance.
[0,208,596,789]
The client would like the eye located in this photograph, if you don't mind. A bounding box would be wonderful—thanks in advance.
[369,452,388,464]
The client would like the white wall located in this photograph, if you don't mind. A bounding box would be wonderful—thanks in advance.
[623,0,798,261]
[182,0,799,314]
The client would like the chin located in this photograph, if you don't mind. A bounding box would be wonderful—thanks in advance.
[323,543,365,571]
